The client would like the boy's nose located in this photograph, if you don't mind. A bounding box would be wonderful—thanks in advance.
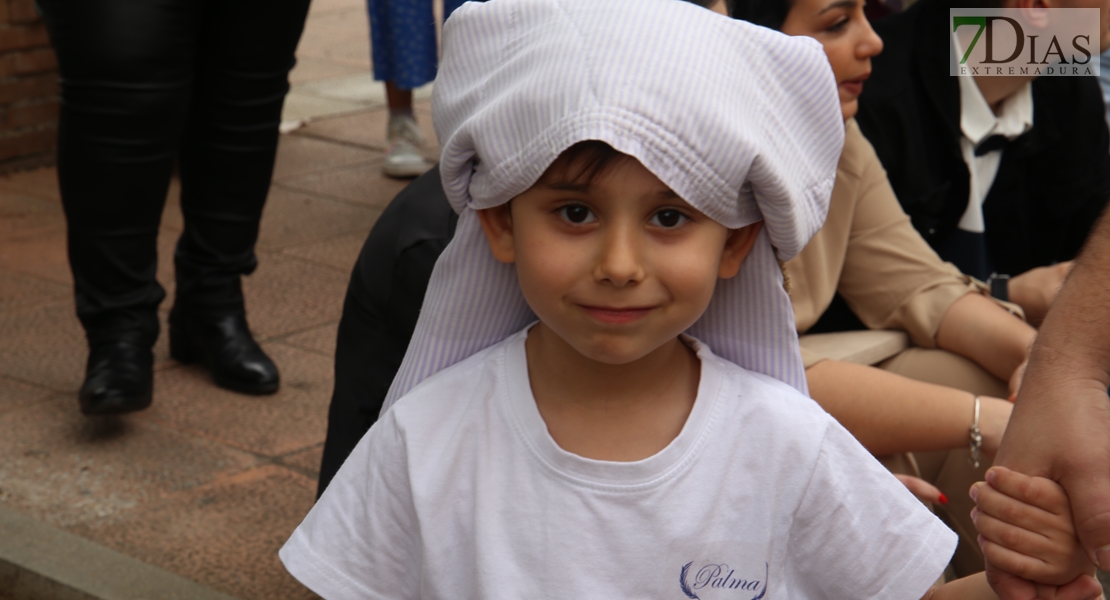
[593,225,645,287]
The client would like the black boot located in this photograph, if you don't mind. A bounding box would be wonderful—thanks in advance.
[79,340,154,416]
[169,306,279,395]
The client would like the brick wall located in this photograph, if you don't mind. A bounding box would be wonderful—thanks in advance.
[0,0,57,173]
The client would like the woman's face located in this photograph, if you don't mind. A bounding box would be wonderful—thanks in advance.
[780,0,883,121]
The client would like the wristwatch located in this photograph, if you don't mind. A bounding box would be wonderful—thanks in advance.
[986,273,1010,302]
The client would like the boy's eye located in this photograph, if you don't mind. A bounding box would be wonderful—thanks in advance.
[650,209,690,229]
[557,204,596,224]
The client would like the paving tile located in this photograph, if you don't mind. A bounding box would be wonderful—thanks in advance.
[298,8,368,44]
[241,252,348,340]
[296,72,384,105]
[278,160,410,208]
[297,100,434,151]
[0,269,69,312]
[278,323,339,357]
[67,464,320,600]
[307,0,364,15]
[0,395,261,529]
[272,135,377,181]
[255,186,380,253]
[0,190,65,242]
[0,166,60,202]
[281,231,370,273]
[296,36,371,70]
[0,301,85,391]
[281,90,368,123]
[288,57,364,86]
[0,220,178,291]
[158,177,183,231]
[278,444,324,480]
[0,375,53,415]
[0,228,71,285]
[144,343,330,457]
[0,301,174,393]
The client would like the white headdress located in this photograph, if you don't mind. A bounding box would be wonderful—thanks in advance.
[382,0,844,412]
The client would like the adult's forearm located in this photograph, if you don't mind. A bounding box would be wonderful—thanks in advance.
[806,360,981,456]
[992,207,1110,578]
[935,292,1035,383]
[1025,212,1110,388]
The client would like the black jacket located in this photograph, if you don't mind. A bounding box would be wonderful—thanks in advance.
[856,0,1110,277]
[318,168,457,496]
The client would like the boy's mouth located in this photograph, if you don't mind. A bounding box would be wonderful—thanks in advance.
[580,305,654,324]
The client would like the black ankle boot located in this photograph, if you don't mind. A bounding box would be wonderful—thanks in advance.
[79,341,154,416]
[169,307,279,395]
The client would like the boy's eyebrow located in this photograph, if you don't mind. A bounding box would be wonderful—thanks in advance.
[818,0,858,14]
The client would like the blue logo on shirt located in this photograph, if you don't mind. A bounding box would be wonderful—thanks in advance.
[679,562,767,599]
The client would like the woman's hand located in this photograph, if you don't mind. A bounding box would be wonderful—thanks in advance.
[979,396,1013,462]
[1008,262,1072,326]
[894,473,947,505]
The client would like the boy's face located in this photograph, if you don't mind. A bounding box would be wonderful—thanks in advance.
[477,153,760,366]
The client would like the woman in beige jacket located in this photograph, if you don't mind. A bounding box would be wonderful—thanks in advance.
[729,0,1038,576]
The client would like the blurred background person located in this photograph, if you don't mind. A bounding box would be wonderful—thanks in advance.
[39,0,310,416]
[369,0,470,178]
[856,0,1110,326]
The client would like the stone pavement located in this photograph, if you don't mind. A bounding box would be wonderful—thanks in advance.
[0,0,439,597]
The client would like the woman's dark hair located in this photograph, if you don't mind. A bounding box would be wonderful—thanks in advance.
[730,0,792,31]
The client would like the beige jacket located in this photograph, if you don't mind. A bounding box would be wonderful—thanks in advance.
[786,120,989,368]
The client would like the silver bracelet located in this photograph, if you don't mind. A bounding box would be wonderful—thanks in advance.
[969,395,983,469]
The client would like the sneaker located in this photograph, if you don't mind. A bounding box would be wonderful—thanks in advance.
[383,115,431,178]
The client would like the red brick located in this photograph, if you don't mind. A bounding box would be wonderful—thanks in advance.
[8,0,41,24]
[15,47,56,74]
[0,73,57,105]
[0,98,57,130]
[0,23,49,53]
[0,126,54,161]
[0,47,56,77]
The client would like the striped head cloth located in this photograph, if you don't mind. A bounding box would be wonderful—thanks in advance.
[382,0,844,412]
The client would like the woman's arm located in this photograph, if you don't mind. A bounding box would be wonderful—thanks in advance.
[806,360,1011,457]
[935,293,1036,384]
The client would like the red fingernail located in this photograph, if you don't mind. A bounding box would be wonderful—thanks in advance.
[1008,393,1017,403]
[938,493,949,505]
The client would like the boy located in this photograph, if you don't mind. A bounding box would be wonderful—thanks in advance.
[281,0,1096,597]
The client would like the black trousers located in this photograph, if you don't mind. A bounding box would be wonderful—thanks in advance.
[39,0,311,346]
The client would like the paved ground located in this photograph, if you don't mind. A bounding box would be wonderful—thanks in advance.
[0,0,439,597]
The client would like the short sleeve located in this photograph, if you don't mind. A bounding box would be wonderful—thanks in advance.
[785,422,956,599]
[280,412,422,600]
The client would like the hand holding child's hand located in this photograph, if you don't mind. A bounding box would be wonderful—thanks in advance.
[971,467,1102,600]
[895,474,947,505]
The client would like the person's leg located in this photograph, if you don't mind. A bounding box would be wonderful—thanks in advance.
[879,347,1009,578]
[170,0,311,394]
[368,0,436,178]
[38,0,199,415]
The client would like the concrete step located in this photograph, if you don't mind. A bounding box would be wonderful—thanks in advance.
[0,506,238,600]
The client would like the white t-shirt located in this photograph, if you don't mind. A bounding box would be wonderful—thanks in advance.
[281,328,956,599]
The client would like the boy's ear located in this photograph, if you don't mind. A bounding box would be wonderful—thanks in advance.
[476,204,516,264]
[718,221,762,279]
